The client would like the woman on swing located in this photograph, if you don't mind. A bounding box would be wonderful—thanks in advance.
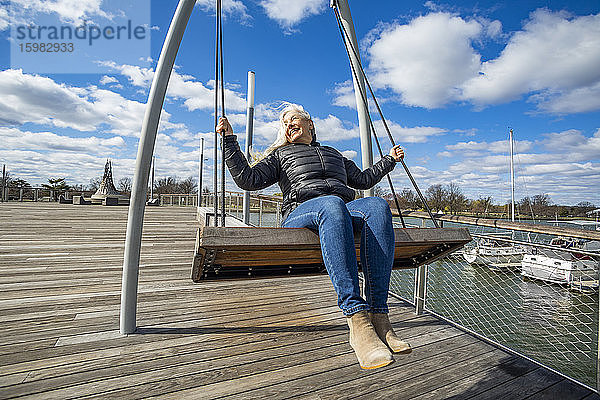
[217,103,410,370]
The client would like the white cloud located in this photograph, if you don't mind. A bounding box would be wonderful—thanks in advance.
[428,129,600,205]
[195,0,251,22]
[313,114,358,142]
[0,69,105,131]
[331,81,356,109]
[0,127,124,153]
[100,75,119,85]
[373,120,446,144]
[461,10,600,112]
[363,10,600,115]
[0,69,173,137]
[341,150,357,160]
[366,12,486,108]
[100,61,154,87]
[0,5,9,30]
[445,139,533,155]
[532,82,600,114]
[540,128,600,161]
[259,0,327,32]
[10,0,111,25]
[103,62,247,112]
[0,148,129,186]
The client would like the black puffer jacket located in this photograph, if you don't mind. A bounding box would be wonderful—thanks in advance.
[223,135,396,220]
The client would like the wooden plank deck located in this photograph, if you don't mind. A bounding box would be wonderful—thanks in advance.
[0,202,598,399]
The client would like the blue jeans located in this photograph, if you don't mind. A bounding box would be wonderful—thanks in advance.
[282,195,395,316]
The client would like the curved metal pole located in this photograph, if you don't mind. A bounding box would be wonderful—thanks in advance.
[120,0,196,335]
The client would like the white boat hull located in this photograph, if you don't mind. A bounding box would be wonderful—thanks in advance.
[463,245,526,268]
[521,254,599,290]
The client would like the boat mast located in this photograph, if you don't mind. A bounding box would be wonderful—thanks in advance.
[509,128,515,222]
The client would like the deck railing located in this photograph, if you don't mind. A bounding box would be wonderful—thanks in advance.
[183,191,283,227]
[0,186,96,202]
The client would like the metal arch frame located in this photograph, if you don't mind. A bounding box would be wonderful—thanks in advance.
[120,0,196,334]
[120,0,372,334]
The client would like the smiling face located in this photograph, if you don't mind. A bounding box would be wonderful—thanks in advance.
[283,112,314,144]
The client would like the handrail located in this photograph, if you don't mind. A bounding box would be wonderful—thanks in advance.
[469,233,600,258]
[400,210,600,241]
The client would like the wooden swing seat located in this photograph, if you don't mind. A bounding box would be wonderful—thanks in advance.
[191,226,471,282]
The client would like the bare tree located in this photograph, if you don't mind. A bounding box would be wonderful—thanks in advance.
[89,177,102,191]
[118,177,132,195]
[531,194,552,217]
[154,176,178,194]
[178,176,197,194]
[446,182,468,215]
[71,184,87,193]
[426,184,447,212]
[471,196,493,216]
[396,188,418,210]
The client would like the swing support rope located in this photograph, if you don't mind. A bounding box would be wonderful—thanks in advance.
[331,1,439,228]
[214,0,226,227]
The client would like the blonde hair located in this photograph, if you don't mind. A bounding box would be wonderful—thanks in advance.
[251,102,313,165]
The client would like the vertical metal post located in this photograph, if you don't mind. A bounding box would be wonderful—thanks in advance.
[243,71,255,225]
[120,0,195,335]
[259,198,263,227]
[414,265,428,315]
[198,138,204,207]
[509,128,515,222]
[334,0,373,197]
[276,202,281,227]
[415,216,428,314]
[1,164,5,202]
[150,156,155,201]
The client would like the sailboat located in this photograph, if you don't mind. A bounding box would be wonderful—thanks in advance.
[463,129,527,270]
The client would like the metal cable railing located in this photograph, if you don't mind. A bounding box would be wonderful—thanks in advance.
[195,191,282,227]
[390,215,599,392]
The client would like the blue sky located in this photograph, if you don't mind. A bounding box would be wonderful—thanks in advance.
[0,0,599,206]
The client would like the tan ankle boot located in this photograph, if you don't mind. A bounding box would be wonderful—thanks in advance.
[347,311,393,369]
[369,312,412,354]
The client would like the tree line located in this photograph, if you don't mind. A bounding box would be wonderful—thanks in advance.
[380,183,596,219]
[0,173,199,199]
